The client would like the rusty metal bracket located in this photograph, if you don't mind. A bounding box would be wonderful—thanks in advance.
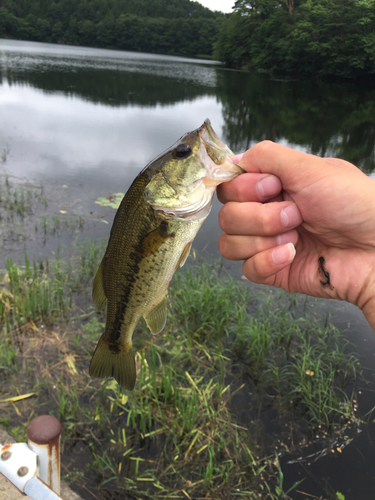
[25,475,64,499]
[0,442,38,491]
[0,415,64,499]
[0,441,64,499]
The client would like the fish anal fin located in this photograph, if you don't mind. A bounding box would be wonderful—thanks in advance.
[89,338,136,390]
[92,260,107,311]
[137,222,174,258]
[176,242,192,271]
[144,292,168,335]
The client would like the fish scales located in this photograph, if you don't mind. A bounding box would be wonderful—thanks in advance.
[89,119,243,389]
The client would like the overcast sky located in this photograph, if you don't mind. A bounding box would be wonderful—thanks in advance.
[196,0,235,14]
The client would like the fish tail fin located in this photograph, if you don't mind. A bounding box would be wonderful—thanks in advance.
[89,338,136,390]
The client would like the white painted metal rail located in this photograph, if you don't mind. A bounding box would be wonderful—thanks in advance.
[0,415,64,499]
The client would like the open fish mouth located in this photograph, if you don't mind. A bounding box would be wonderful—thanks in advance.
[199,119,244,184]
[200,118,233,156]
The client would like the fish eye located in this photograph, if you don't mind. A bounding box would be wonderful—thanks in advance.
[175,143,192,159]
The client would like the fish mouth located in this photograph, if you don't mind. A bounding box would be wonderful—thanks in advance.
[199,119,244,184]
[200,118,233,156]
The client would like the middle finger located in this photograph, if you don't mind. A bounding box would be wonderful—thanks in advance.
[219,201,303,236]
[217,172,282,204]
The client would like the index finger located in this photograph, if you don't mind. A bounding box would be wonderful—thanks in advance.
[217,172,282,204]
[236,141,358,192]
[242,141,315,177]
[218,142,325,203]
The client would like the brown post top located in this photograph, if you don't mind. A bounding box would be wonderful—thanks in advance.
[27,416,61,445]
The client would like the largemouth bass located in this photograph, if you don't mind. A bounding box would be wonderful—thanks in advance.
[89,119,243,389]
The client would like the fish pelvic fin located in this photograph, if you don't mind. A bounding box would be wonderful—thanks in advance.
[144,292,168,335]
[176,242,192,270]
[89,338,136,390]
[92,260,107,311]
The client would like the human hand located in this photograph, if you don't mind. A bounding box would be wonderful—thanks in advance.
[217,141,375,330]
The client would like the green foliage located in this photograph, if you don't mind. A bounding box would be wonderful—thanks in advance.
[0,252,360,498]
[215,0,375,78]
[0,0,225,59]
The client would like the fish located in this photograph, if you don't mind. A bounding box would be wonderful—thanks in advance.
[89,119,243,390]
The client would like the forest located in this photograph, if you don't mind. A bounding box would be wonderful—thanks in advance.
[1,0,375,78]
[0,0,225,58]
[214,0,375,79]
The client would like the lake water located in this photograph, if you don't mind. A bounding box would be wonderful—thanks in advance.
[1,39,375,499]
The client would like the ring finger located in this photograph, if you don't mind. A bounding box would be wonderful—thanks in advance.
[219,201,303,236]
[218,229,299,261]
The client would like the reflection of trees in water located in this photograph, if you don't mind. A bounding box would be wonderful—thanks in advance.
[2,57,375,171]
[218,71,375,172]
[0,65,215,107]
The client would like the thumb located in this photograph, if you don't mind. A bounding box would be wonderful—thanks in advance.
[236,141,324,188]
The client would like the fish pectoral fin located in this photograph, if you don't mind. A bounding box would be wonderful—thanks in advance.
[176,242,192,271]
[137,222,174,258]
[92,260,107,311]
[89,338,136,390]
[144,293,168,335]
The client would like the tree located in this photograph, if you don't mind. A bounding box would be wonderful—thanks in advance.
[0,0,224,59]
[216,0,375,78]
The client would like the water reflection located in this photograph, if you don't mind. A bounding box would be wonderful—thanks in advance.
[1,39,375,266]
[2,39,375,174]
[0,81,224,180]
[0,39,218,106]
[219,71,375,171]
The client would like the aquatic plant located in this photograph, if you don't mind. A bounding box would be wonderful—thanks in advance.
[95,193,124,209]
[1,144,10,163]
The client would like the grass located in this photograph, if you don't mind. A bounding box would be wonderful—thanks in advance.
[0,249,69,333]
[0,176,47,222]
[0,174,89,251]
[39,214,85,236]
[0,244,361,500]
[0,174,49,249]
[1,144,10,163]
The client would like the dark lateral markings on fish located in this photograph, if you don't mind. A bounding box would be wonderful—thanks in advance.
[89,119,244,390]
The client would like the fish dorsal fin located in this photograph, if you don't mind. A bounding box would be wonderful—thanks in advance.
[144,292,168,335]
[176,242,192,270]
[92,260,107,311]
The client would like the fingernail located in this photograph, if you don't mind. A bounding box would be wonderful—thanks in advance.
[280,205,302,228]
[272,243,296,265]
[231,153,244,164]
[256,175,281,199]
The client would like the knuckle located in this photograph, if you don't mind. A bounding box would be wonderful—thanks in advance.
[251,256,265,278]
[242,259,261,284]
[258,205,275,235]
[217,234,228,257]
[252,140,274,155]
[218,203,234,232]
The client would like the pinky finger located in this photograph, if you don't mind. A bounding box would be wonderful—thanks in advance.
[242,243,296,284]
